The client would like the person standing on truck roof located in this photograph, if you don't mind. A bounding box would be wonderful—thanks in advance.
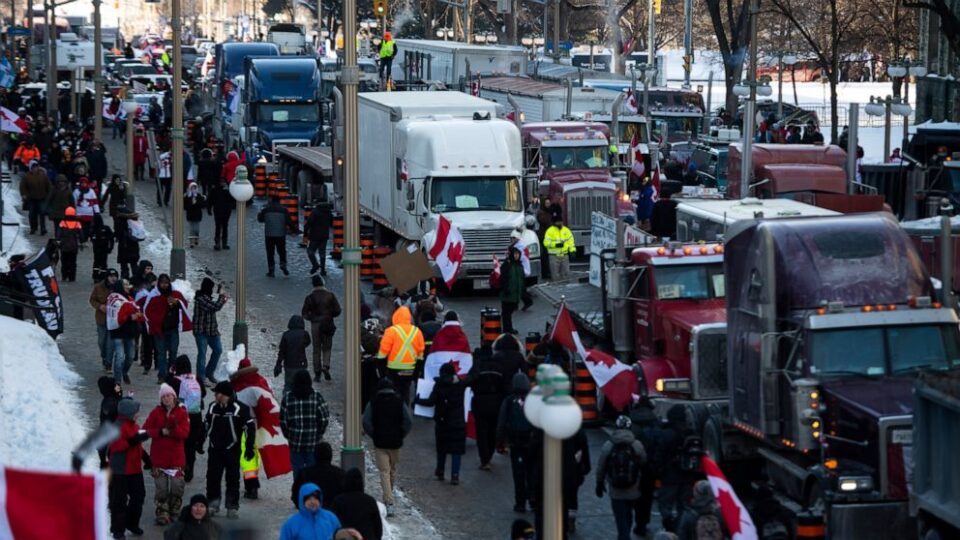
[544,216,575,281]
[378,32,397,84]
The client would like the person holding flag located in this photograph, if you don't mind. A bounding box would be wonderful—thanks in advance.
[490,246,527,334]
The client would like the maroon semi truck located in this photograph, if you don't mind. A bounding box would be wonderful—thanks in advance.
[521,121,634,252]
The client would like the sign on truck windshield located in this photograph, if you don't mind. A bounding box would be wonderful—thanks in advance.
[256,103,319,123]
[429,177,522,213]
[544,146,608,170]
[654,264,726,300]
[810,325,960,377]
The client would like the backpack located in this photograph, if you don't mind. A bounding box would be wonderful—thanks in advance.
[127,219,147,242]
[504,397,532,443]
[694,512,723,540]
[178,375,202,414]
[607,442,641,489]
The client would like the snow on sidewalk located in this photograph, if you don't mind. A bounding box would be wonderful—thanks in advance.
[1,170,33,257]
[0,317,92,471]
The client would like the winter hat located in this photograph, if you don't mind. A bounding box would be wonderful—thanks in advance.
[174,355,192,375]
[159,383,177,400]
[213,381,234,397]
[199,277,215,296]
[615,415,632,430]
[189,493,208,507]
[106,268,119,279]
[691,479,716,509]
[117,398,140,418]
[444,310,459,322]
[439,362,456,378]
[512,372,530,394]
[311,275,324,288]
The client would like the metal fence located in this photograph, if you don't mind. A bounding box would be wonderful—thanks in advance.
[796,103,911,128]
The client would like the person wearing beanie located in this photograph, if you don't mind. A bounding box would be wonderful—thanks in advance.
[362,376,413,516]
[204,379,255,518]
[192,277,228,385]
[165,355,207,483]
[98,376,123,468]
[497,372,535,513]
[330,468,383,540]
[143,274,193,384]
[414,362,467,486]
[301,275,341,382]
[162,493,222,539]
[275,315,312,390]
[291,441,344,511]
[183,182,206,248]
[595,415,647,540]
[107,398,149,538]
[510,519,535,539]
[280,483,341,540]
[58,206,82,281]
[143,383,191,525]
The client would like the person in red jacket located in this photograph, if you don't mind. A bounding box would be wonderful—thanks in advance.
[132,125,149,182]
[144,383,191,525]
[108,398,149,539]
[220,150,243,183]
[144,274,193,383]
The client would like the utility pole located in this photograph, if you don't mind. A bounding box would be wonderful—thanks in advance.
[26,0,32,79]
[46,0,57,119]
[170,0,185,279]
[543,0,548,59]
[647,0,654,83]
[739,0,758,200]
[341,0,364,474]
[552,0,559,62]
[682,0,692,89]
[93,0,103,141]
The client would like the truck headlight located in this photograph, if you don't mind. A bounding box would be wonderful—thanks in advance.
[837,476,874,492]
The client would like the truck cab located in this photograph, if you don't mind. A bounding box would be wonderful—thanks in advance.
[241,56,322,161]
[725,214,960,538]
[521,121,633,251]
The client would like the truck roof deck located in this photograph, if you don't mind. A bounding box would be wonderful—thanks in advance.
[359,92,500,118]
[677,197,839,224]
[276,146,332,175]
[532,279,606,336]
[481,76,622,100]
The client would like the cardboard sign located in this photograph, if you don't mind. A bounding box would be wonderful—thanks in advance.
[589,212,618,287]
[379,249,435,293]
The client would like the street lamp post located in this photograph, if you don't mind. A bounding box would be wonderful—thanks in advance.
[771,50,797,119]
[170,0,186,279]
[229,166,253,349]
[865,95,912,162]
[93,0,103,141]
[524,364,583,540]
[889,59,926,153]
[66,60,78,119]
[734,78,773,198]
[123,98,138,184]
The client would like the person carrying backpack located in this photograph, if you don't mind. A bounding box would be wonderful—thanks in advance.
[497,372,534,513]
[595,415,647,540]
[676,480,727,540]
[165,355,207,483]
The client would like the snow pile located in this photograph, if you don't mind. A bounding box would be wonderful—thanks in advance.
[213,344,246,383]
[1,178,32,257]
[172,278,195,304]
[0,317,91,471]
[144,233,172,261]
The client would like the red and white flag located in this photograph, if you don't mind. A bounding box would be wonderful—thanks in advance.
[625,90,639,114]
[0,466,108,540]
[232,360,292,479]
[0,106,28,134]
[550,304,638,411]
[702,455,758,540]
[510,241,532,277]
[423,321,473,379]
[428,215,465,289]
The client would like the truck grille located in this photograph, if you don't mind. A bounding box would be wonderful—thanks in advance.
[566,190,616,229]
[460,228,514,258]
[694,330,728,399]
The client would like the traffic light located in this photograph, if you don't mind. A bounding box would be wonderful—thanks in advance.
[654,0,662,14]
[682,54,692,73]
[374,0,388,17]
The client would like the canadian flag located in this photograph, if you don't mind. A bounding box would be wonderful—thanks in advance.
[423,320,473,379]
[630,132,646,179]
[511,241,532,277]
[624,90,639,114]
[231,358,292,478]
[702,455,758,540]
[428,215,465,289]
[550,303,638,411]
[0,466,108,540]
[400,159,409,182]
[0,106,28,134]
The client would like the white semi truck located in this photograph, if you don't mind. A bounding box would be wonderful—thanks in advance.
[359,92,541,287]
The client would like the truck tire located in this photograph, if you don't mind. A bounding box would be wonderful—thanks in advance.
[687,403,723,464]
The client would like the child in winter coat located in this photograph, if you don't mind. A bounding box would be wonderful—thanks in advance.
[58,206,82,281]
[143,383,191,525]
[108,398,149,538]
[90,214,115,282]
[414,362,467,485]
[184,182,206,247]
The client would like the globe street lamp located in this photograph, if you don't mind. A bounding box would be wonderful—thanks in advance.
[865,95,911,162]
[524,364,583,540]
[770,50,798,118]
[122,99,139,185]
[229,166,254,349]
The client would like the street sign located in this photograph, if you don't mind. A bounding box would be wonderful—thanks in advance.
[6,26,30,37]
[589,211,617,287]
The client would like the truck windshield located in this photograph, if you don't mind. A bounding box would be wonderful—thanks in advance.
[255,103,319,123]
[810,325,960,377]
[654,264,725,300]
[652,116,702,137]
[543,146,608,170]
[619,122,647,144]
[429,177,522,213]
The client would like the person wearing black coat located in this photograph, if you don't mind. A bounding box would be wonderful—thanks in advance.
[90,214,115,282]
[530,428,590,538]
[290,442,345,511]
[206,181,233,250]
[196,149,221,196]
[331,468,383,540]
[415,362,467,485]
[468,347,507,470]
[274,315,312,392]
[86,141,108,183]
[113,207,141,280]
[629,398,664,537]
[163,493,222,540]
[98,375,123,468]
[361,376,412,516]
[184,182,206,248]
[304,203,333,275]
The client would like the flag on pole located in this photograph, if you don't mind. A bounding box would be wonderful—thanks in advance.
[428,215,465,289]
[549,303,638,411]
[0,107,28,134]
[625,90,639,114]
[0,466,108,540]
[0,58,15,88]
[702,455,759,540]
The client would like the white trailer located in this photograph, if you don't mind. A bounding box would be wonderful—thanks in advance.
[267,24,307,55]
[675,197,840,242]
[392,40,527,87]
[477,76,622,123]
[359,92,541,285]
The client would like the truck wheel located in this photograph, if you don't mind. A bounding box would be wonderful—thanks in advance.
[804,479,825,514]
[923,528,943,540]
[701,416,724,464]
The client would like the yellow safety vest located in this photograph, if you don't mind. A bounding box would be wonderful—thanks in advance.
[544,225,575,256]
[380,40,395,59]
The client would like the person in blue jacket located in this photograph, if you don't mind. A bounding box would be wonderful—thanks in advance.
[280,483,342,540]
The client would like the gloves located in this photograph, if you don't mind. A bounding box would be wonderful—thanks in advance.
[274,365,282,378]
[128,431,150,446]
[595,485,605,498]
[244,448,255,461]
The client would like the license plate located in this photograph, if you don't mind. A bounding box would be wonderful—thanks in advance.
[891,429,912,444]
[473,278,489,289]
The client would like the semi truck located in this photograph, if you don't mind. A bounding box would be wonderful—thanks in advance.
[477,76,621,123]
[211,42,280,140]
[238,56,322,161]
[724,214,960,538]
[911,370,960,540]
[521,121,634,252]
[391,39,528,87]
[358,92,541,287]
[674,198,839,242]
[267,23,307,55]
